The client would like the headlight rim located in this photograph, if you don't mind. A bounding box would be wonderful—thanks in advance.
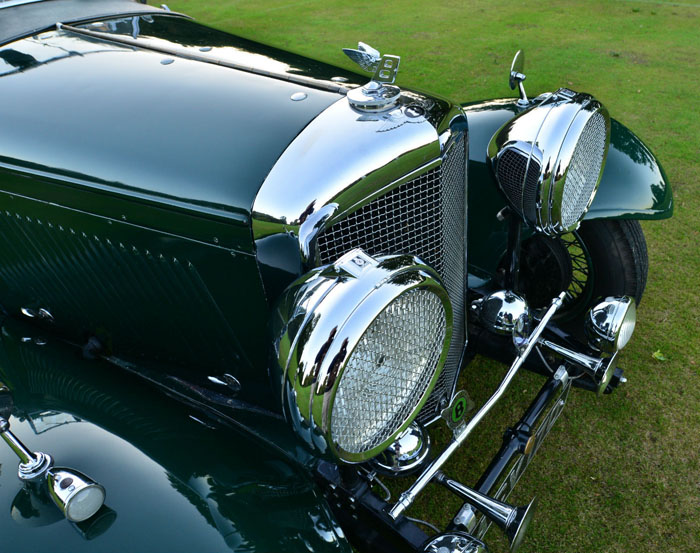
[275,249,453,464]
[323,274,452,463]
[544,101,611,235]
[488,89,611,237]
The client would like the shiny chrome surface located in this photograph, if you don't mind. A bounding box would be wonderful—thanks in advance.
[342,41,382,72]
[272,249,452,463]
[508,50,528,107]
[346,82,401,111]
[388,292,566,519]
[343,42,401,110]
[474,290,529,336]
[252,93,458,253]
[488,89,611,236]
[422,532,488,553]
[437,474,536,553]
[540,339,617,395]
[1,416,105,520]
[254,91,467,424]
[370,422,431,474]
[47,468,105,522]
[313,136,468,423]
[585,296,637,353]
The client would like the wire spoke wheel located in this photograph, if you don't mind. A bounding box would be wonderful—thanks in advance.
[516,219,648,327]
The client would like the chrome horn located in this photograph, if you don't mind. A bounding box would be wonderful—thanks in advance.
[539,339,617,395]
[436,473,536,552]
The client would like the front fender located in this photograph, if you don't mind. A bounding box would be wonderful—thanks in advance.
[585,118,673,220]
[461,98,672,279]
[0,317,349,553]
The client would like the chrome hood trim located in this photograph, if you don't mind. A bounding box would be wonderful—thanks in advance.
[252,90,464,268]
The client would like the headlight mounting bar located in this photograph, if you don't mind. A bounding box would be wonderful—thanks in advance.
[388,291,567,520]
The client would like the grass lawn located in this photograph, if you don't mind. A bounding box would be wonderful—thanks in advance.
[167,1,700,551]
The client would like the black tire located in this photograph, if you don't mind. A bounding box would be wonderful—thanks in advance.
[575,218,648,306]
[518,219,648,325]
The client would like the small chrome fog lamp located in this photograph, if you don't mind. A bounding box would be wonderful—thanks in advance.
[273,248,452,463]
[48,468,106,522]
[585,296,636,353]
[0,416,105,522]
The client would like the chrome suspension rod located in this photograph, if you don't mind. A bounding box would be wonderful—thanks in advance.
[388,291,566,520]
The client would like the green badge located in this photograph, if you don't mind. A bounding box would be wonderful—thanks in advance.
[441,390,474,432]
[451,396,468,423]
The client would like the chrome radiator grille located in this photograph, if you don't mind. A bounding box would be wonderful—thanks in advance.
[316,133,466,423]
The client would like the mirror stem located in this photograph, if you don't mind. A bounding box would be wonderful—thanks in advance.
[517,78,529,106]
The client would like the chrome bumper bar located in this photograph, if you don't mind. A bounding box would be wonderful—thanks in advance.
[388,291,567,520]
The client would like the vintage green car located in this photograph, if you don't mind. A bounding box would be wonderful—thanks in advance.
[0,1,673,552]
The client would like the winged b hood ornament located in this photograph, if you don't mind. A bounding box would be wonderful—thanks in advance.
[342,42,382,73]
[343,42,401,111]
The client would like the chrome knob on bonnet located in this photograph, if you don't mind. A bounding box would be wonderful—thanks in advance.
[343,42,401,111]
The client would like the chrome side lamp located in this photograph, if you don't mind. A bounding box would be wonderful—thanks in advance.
[0,416,105,522]
[585,296,637,353]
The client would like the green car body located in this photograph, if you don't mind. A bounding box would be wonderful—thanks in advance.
[0,2,672,552]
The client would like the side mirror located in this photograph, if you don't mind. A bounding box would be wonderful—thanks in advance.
[509,50,529,106]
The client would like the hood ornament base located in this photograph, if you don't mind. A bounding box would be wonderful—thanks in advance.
[343,42,401,111]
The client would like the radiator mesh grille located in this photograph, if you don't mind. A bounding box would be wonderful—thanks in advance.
[316,134,466,423]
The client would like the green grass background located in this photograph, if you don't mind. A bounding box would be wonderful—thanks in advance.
[166,1,699,551]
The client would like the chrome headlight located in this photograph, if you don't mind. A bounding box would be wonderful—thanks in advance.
[585,296,637,353]
[488,89,611,236]
[273,249,452,463]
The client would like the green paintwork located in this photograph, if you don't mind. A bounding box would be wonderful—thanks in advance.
[0,14,352,408]
[0,15,343,253]
[461,98,673,280]
[0,316,350,553]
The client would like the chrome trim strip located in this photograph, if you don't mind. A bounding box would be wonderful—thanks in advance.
[57,23,349,95]
[388,291,567,519]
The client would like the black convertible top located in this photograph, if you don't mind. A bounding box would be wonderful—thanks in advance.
[0,0,172,46]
